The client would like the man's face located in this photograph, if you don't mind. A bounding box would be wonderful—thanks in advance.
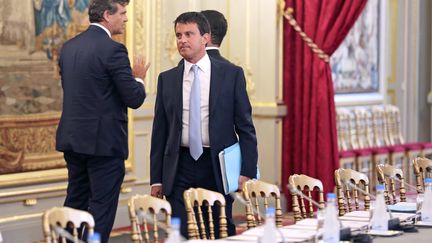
[105,3,128,35]
[175,22,209,63]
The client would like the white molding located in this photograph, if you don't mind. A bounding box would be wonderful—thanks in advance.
[335,93,384,107]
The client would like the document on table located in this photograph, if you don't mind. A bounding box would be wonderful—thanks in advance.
[240,226,316,242]
[287,217,368,231]
[387,202,416,213]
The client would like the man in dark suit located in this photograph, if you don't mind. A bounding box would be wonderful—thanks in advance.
[150,12,258,238]
[56,0,148,242]
[201,10,229,63]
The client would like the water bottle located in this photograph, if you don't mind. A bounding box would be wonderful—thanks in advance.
[0,230,3,243]
[322,193,340,243]
[87,232,101,243]
[416,192,424,223]
[420,178,432,222]
[165,217,182,243]
[370,184,389,231]
[259,207,278,243]
[316,208,325,233]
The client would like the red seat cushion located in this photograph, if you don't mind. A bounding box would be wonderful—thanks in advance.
[369,147,389,154]
[339,150,356,158]
[419,142,432,149]
[384,145,406,153]
[351,148,373,156]
[402,143,422,150]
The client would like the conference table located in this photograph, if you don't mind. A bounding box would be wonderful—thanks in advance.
[187,203,432,243]
[378,227,432,243]
[188,227,432,243]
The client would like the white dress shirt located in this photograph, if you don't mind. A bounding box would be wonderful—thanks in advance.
[181,54,211,148]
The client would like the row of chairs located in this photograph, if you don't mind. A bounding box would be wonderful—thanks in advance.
[42,157,432,242]
[290,157,432,222]
[42,180,283,243]
[337,105,432,186]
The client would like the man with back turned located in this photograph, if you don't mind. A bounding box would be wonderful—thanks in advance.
[56,0,149,242]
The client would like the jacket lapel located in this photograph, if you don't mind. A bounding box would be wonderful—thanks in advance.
[209,58,224,116]
[174,63,184,122]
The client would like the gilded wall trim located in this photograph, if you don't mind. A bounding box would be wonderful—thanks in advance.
[0,168,67,188]
[0,112,64,177]
[0,212,42,224]
[0,175,137,204]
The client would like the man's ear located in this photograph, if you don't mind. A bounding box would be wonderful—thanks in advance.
[202,33,210,45]
[102,10,110,23]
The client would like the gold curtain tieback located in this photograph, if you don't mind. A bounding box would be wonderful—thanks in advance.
[284,8,330,63]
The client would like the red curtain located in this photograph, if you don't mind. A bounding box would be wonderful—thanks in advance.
[282,0,367,204]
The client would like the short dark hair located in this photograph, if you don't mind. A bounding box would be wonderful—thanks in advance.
[88,0,130,23]
[174,12,210,36]
[201,10,227,46]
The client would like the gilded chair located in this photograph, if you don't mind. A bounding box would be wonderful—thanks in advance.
[183,188,227,240]
[353,107,389,187]
[376,164,406,204]
[384,105,421,184]
[370,106,408,184]
[335,168,371,216]
[128,194,172,243]
[413,157,432,192]
[288,174,325,223]
[42,206,95,243]
[345,110,374,183]
[242,180,283,229]
[336,108,357,170]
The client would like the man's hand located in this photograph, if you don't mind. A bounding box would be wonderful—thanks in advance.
[238,175,250,192]
[133,55,151,80]
[150,185,163,199]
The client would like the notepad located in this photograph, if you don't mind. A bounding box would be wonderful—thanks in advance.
[218,143,259,194]
[387,202,416,213]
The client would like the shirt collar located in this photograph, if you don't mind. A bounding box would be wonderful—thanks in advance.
[206,46,220,51]
[90,23,112,38]
[184,53,211,75]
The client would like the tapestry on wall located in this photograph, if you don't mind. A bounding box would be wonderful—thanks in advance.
[331,0,379,94]
[0,0,90,174]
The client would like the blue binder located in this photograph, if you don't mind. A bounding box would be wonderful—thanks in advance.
[218,143,260,194]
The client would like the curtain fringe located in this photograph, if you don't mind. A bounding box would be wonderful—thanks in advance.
[284,8,330,63]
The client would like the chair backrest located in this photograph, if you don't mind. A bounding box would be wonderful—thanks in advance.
[353,108,374,149]
[413,157,432,192]
[183,188,227,240]
[376,164,406,204]
[370,106,390,147]
[42,206,95,243]
[128,194,172,243]
[335,168,371,216]
[384,105,405,145]
[242,180,283,229]
[336,108,352,151]
[288,174,325,223]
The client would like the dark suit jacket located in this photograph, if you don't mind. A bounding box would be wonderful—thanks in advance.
[206,49,230,63]
[56,25,145,160]
[150,57,258,196]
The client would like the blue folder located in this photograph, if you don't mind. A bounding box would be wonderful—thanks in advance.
[218,143,260,195]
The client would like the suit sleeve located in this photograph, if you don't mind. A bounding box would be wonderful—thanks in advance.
[150,74,167,184]
[234,67,258,178]
[107,44,146,109]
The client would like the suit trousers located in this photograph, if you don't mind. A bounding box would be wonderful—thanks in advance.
[63,151,125,243]
[167,147,236,238]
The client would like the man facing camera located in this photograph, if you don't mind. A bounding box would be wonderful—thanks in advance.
[56,0,149,242]
[150,12,258,238]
